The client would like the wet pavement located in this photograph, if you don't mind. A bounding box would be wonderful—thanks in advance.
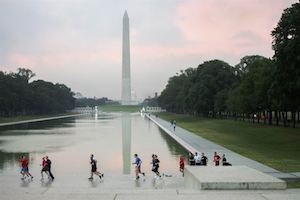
[0,113,300,199]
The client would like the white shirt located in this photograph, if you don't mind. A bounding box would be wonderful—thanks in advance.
[194,154,201,164]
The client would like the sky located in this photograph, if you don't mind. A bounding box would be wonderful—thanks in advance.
[0,0,298,100]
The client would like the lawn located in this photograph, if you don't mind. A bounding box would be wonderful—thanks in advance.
[98,104,141,113]
[0,112,74,123]
[158,112,300,172]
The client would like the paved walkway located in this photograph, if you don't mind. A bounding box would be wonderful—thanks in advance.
[1,174,300,200]
[146,114,300,180]
[0,113,88,127]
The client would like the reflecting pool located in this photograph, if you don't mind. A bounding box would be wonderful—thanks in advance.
[0,113,188,189]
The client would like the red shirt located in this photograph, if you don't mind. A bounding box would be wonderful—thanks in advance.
[179,157,185,168]
[20,158,28,168]
[214,155,221,162]
[42,159,47,167]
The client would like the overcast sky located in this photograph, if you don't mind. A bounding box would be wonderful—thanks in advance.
[0,0,297,100]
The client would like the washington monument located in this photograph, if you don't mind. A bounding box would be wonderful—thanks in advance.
[121,11,131,105]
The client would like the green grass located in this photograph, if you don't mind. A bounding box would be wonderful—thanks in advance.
[0,113,74,123]
[287,181,300,188]
[157,112,300,172]
[98,104,141,113]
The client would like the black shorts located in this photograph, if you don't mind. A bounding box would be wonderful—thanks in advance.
[152,166,159,173]
[91,166,97,172]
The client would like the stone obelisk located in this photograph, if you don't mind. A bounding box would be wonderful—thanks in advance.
[121,11,131,105]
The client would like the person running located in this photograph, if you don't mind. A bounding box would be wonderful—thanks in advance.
[200,153,208,166]
[132,154,145,180]
[88,154,104,180]
[45,156,55,180]
[213,152,221,166]
[151,154,160,177]
[20,155,33,180]
[179,155,185,176]
[41,157,49,180]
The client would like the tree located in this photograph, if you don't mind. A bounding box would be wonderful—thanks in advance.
[16,68,35,82]
[158,60,238,117]
[0,69,75,116]
[158,68,195,113]
[272,2,300,127]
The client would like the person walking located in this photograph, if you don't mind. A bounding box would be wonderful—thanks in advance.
[88,154,104,180]
[173,120,177,131]
[20,155,33,180]
[179,155,185,176]
[151,154,160,177]
[45,156,55,180]
[132,154,145,180]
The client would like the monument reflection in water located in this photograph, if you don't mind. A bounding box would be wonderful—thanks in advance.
[122,113,131,174]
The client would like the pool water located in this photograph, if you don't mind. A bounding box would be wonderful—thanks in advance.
[0,113,188,190]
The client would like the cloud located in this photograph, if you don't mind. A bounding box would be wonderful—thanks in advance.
[0,0,298,99]
[174,0,296,62]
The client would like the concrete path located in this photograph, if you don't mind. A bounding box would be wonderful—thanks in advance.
[0,113,88,127]
[146,114,300,180]
[1,174,299,200]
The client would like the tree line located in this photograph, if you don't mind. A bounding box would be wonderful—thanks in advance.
[158,2,300,128]
[75,97,116,107]
[0,68,75,116]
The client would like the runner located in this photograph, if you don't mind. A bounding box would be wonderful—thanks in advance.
[151,154,160,177]
[20,155,33,180]
[179,155,185,176]
[41,157,49,180]
[88,154,103,180]
[45,156,55,180]
[132,154,145,180]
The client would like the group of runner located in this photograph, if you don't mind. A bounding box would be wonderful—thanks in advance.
[20,152,229,182]
[19,155,54,181]
[88,153,162,181]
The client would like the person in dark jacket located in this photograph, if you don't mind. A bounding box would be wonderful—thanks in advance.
[222,154,232,166]
[45,156,55,180]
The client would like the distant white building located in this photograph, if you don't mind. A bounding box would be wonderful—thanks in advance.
[142,106,166,113]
